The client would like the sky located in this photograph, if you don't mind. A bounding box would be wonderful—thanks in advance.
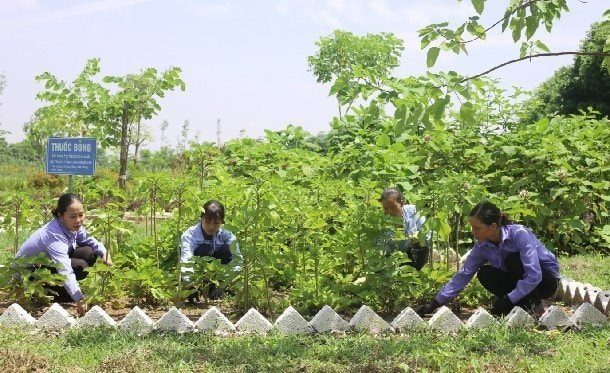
[0,0,608,149]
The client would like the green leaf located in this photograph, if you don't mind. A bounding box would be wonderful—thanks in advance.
[525,16,538,40]
[470,0,484,14]
[426,47,440,68]
[534,40,550,53]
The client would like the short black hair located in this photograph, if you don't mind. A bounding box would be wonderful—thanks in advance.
[380,188,404,203]
[201,200,225,222]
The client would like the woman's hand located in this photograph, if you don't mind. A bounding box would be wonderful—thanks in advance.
[103,251,113,266]
[414,299,440,317]
[76,300,87,317]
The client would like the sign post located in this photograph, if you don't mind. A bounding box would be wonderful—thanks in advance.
[46,137,97,191]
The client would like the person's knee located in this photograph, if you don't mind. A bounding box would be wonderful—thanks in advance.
[210,245,233,265]
[410,244,429,270]
[71,258,90,280]
[476,264,496,287]
[538,275,559,299]
[504,253,524,274]
[71,246,96,265]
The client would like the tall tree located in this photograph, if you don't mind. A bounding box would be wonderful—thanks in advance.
[309,2,610,136]
[523,20,610,121]
[103,67,185,188]
[307,30,404,117]
[30,59,185,188]
[0,74,7,137]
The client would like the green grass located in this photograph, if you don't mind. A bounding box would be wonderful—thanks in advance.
[559,253,610,289]
[0,325,609,372]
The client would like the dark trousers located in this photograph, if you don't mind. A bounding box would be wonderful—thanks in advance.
[477,252,558,309]
[387,240,429,270]
[47,246,97,302]
[193,244,233,264]
[188,244,233,302]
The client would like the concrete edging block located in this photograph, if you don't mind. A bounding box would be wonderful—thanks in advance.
[155,306,193,333]
[428,306,463,333]
[118,306,154,334]
[235,308,273,334]
[274,306,314,334]
[77,305,117,328]
[309,305,350,333]
[593,291,610,315]
[505,306,535,328]
[555,277,572,301]
[391,307,426,331]
[539,305,574,330]
[195,306,235,334]
[349,305,393,334]
[466,307,499,330]
[36,303,75,330]
[572,302,608,327]
[0,303,36,327]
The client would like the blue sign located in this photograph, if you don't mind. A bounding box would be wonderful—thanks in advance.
[46,137,97,176]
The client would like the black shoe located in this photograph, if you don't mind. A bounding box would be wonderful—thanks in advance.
[187,288,200,304]
[208,286,225,300]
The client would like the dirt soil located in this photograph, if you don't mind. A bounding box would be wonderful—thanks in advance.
[0,296,568,324]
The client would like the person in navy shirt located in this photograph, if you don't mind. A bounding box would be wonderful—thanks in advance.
[16,193,112,316]
[380,188,430,270]
[415,201,560,318]
[180,199,239,301]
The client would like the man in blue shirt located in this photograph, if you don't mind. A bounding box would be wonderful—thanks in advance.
[380,188,430,270]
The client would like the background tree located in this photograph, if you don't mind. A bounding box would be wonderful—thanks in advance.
[103,67,185,188]
[128,120,153,165]
[307,30,404,117]
[160,119,169,148]
[30,59,185,189]
[0,73,6,136]
[523,20,610,122]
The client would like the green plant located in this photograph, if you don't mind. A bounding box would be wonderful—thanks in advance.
[0,254,65,311]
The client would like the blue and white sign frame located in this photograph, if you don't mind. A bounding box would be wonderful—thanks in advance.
[46,137,97,176]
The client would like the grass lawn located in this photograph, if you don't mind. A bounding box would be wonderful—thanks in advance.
[1,230,609,372]
[1,324,609,372]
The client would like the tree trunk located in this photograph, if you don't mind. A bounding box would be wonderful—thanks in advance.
[118,101,129,189]
[133,118,142,165]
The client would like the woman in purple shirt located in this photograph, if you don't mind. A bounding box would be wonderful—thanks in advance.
[415,201,560,318]
[16,193,112,316]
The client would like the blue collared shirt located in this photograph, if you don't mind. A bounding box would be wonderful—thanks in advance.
[180,223,240,280]
[402,205,426,236]
[435,224,560,305]
[16,218,107,302]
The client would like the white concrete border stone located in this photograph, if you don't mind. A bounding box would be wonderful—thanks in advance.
[77,305,117,328]
[0,303,36,327]
[428,306,463,333]
[118,306,154,334]
[466,308,499,330]
[539,306,574,330]
[391,307,425,331]
[195,306,235,334]
[36,303,75,330]
[235,308,273,334]
[274,306,315,334]
[349,305,393,334]
[309,305,350,333]
[155,307,194,333]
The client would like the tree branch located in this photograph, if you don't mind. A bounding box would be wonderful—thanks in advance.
[462,0,538,44]
[459,51,610,84]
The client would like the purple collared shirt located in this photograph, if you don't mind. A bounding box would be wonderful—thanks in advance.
[16,218,107,302]
[435,224,560,305]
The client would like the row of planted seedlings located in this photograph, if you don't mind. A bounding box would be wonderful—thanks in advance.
[0,155,487,320]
